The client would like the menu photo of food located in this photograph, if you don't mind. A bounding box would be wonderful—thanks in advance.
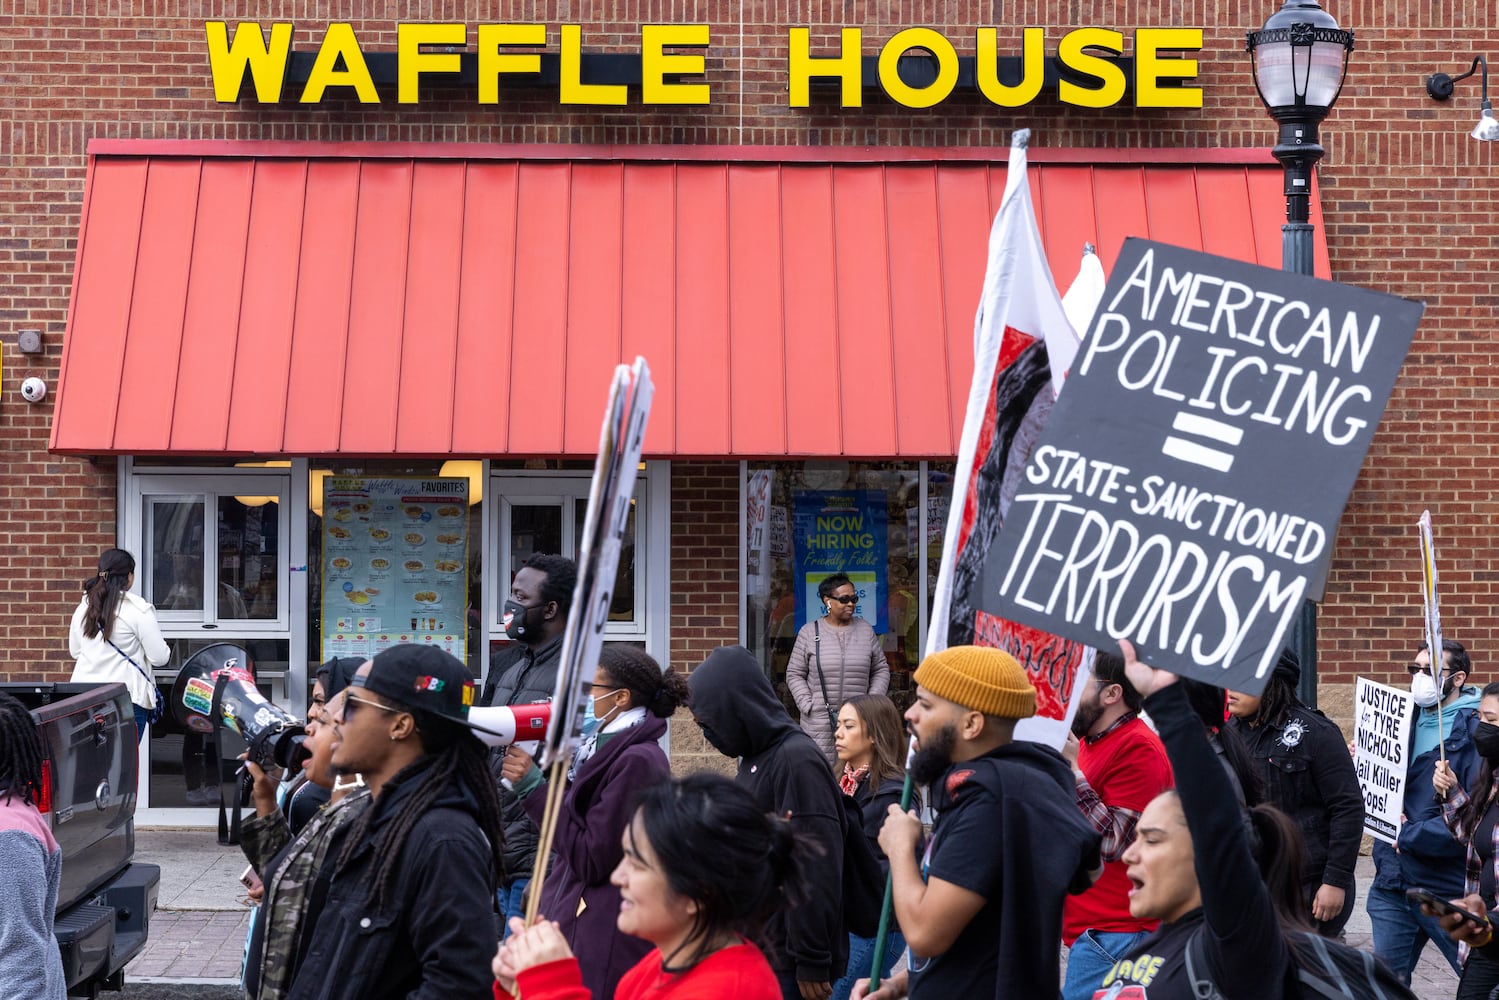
[322,475,469,661]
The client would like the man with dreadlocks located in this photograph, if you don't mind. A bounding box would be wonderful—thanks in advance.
[0,690,67,999]
[287,645,505,1000]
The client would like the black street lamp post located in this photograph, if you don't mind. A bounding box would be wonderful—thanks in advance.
[1247,0,1354,707]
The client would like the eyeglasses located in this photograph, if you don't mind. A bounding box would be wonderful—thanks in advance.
[341,693,405,721]
[828,595,858,605]
[1407,664,1433,676]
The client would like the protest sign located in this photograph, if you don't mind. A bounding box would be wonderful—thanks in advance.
[539,357,654,770]
[983,237,1424,693]
[528,356,653,922]
[1418,510,1445,693]
[1354,677,1415,844]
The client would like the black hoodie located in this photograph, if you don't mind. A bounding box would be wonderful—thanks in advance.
[911,739,1100,1000]
[689,645,849,985]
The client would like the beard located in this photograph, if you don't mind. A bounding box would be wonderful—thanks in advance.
[910,722,960,786]
[1070,699,1103,740]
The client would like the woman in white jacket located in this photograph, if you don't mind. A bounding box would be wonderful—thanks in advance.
[69,549,170,743]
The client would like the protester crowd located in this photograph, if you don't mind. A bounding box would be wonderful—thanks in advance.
[12,555,1497,999]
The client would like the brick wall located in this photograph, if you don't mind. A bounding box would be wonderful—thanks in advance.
[2,3,1497,695]
[669,462,741,669]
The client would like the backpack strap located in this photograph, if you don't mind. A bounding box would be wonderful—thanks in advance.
[1287,932,1366,1000]
[1184,928,1227,1000]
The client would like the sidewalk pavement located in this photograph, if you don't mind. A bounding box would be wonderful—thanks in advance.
[126,828,1462,996]
[128,829,252,982]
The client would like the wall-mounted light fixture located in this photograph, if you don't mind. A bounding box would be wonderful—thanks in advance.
[1427,55,1499,142]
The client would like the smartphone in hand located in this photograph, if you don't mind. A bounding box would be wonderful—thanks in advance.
[1406,887,1488,926]
[240,864,263,893]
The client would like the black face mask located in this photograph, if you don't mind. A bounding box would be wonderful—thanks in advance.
[1474,722,1499,763]
[503,599,543,642]
[696,720,731,757]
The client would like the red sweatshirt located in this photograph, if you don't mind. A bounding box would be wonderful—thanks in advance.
[494,941,780,1000]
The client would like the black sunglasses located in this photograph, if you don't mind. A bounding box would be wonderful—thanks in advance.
[828,595,858,605]
[1406,663,1432,676]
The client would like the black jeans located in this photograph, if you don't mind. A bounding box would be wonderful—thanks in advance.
[1304,876,1357,939]
[1457,949,1499,1000]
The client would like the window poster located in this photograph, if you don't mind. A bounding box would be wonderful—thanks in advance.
[791,490,889,633]
[321,476,469,662]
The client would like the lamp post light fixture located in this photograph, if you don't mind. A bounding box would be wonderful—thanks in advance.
[1247,0,1355,277]
[1247,0,1354,707]
[1427,56,1499,142]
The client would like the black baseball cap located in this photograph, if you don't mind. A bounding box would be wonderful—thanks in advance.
[353,644,481,730]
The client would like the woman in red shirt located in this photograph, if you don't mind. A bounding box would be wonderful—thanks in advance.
[493,773,812,1000]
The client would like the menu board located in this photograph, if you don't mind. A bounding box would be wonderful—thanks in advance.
[321,476,469,662]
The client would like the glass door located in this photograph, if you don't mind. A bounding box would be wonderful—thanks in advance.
[125,471,297,817]
[486,466,667,673]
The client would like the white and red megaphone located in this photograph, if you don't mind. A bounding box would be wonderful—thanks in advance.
[468,701,551,749]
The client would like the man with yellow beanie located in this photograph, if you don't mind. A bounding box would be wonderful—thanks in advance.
[857,646,1101,1000]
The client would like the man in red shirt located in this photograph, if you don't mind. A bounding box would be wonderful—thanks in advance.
[1060,650,1174,1000]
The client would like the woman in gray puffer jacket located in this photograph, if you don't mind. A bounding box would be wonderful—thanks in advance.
[785,574,889,765]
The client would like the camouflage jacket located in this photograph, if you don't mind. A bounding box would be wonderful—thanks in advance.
[242,787,371,1000]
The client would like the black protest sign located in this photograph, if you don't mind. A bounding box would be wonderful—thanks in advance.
[981,238,1423,694]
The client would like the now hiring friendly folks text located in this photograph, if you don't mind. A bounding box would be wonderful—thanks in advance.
[998,246,1387,683]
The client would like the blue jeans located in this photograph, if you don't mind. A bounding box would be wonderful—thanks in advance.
[832,929,905,1000]
[1366,884,1464,983]
[132,705,150,745]
[498,877,531,940]
[1062,929,1151,1000]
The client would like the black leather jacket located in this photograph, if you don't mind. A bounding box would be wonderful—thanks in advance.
[482,633,564,881]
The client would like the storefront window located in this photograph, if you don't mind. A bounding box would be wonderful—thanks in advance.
[744,460,953,715]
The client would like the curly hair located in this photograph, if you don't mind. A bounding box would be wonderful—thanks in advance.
[598,646,689,719]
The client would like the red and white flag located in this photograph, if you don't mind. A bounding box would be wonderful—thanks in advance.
[927,130,1092,748]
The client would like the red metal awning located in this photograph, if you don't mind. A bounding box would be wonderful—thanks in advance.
[50,140,1328,458]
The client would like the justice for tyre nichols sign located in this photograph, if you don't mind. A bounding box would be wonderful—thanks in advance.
[985,239,1424,694]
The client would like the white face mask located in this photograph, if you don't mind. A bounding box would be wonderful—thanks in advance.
[1410,671,1441,708]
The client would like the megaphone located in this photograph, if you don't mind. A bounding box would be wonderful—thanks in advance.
[468,702,552,749]
[170,643,309,771]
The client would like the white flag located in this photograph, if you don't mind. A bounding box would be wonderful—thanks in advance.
[929,129,1075,656]
[1058,244,1107,392]
[926,130,1091,749]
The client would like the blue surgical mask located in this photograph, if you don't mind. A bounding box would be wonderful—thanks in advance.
[581,689,623,737]
[580,697,603,738]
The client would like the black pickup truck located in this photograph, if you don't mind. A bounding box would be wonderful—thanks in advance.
[3,681,161,997]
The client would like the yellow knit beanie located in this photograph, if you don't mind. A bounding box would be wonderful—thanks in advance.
[913,646,1036,719]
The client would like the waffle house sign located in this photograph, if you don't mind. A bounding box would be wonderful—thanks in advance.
[206,22,1204,109]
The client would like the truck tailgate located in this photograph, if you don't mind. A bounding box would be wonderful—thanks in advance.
[25,682,137,911]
